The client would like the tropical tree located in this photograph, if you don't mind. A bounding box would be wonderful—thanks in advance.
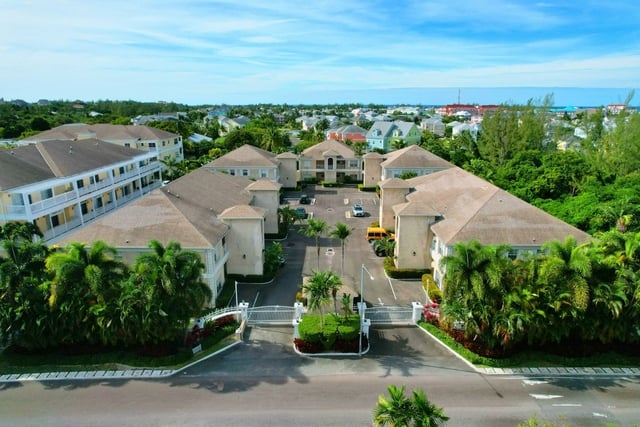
[329,222,352,276]
[130,240,212,343]
[278,205,298,231]
[302,269,342,328]
[45,240,128,346]
[301,218,328,269]
[373,384,449,427]
[0,222,51,349]
[373,237,396,258]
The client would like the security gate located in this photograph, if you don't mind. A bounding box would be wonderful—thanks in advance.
[365,306,415,325]
[247,305,297,325]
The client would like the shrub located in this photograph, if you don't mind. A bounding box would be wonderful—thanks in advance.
[358,184,377,192]
[320,181,339,187]
[294,338,324,353]
[383,257,430,279]
[422,273,442,303]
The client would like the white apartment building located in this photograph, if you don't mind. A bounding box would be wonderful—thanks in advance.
[0,139,162,242]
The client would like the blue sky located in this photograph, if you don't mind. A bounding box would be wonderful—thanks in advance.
[1,0,639,106]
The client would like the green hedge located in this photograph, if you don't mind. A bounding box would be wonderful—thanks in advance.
[383,257,431,279]
[320,181,340,187]
[358,184,378,192]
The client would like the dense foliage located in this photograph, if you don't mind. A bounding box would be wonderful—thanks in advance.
[0,223,212,352]
[438,234,640,357]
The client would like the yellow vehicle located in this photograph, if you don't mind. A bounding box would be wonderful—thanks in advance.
[366,227,395,243]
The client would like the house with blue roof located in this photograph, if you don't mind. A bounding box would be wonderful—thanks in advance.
[365,120,421,152]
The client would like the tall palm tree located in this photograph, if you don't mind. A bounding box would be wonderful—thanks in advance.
[302,269,342,328]
[373,384,449,427]
[300,218,327,269]
[329,222,352,276]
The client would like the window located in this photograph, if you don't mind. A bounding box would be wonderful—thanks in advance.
[229,169,235,176]
[242,169,249,176]
[162,141,166,146]
[174,138,178,145]
[51,215,60,227]
[124,143,130,148]
[149,142,156,148]
[96,197,103,208]
[260,169,268,178]
[76,179,84,189]
[119,166,125,174]
[327,158,334,170]
[349,160,359,168]
[303,160,311,168]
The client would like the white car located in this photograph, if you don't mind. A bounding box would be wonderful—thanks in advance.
[351,204,365,217]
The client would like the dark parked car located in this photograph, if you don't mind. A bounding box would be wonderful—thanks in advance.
[295,207,308,219]
[299,194,311,204]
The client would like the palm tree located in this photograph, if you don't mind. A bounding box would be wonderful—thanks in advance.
[131,240,212,343]
[539,236,592,310]
[45,240,127,345]
[278,205,298,232]
[302,269,342,328]
[373,237,396,258]
[373,384,449,427]
[329,222,352,276]
[300,218,327,269]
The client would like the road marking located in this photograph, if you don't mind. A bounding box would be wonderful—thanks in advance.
[593,412,608,417]
[252,292,260,307]
[552,404,582,407]
[387,277,398,300]
[523,380,549,386]
[344,198,349,205]
[530,394,563,400]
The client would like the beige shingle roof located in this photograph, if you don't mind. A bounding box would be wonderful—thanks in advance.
[0,139,146,190]
[381,145,453,169]
[58,169,256,249]
[205,144,279,168]
[379,177,412,189]
[405,167,590,247]
[23,123,178,142]
[246,179,282,191]
[300,139,356,158]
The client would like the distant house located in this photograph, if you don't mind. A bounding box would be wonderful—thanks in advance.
[218,116,250,134]
[420,116,445,136]
[188,133,213,144]
[0,139,162,242]
[366,120,421,152]
[326,124,368,143]
[299,139,361,183]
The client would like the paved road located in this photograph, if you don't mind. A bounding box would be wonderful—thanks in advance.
[1,326,639,426]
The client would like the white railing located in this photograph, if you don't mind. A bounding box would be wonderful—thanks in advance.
[30,191,77,214]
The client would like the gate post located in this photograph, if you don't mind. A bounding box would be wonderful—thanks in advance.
[412,301,423,324]
[239,302,249,321]
[294,301,304,321]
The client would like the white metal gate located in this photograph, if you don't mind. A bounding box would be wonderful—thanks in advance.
[365,306,415,325]
[247,305,297,325]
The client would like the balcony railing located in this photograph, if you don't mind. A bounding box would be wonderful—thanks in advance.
[30,191,78,214]
[42,217,83,241]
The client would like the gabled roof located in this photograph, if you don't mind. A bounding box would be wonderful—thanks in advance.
[23,123,178,142]
[0,139,147,190]
[379,177,412,189]
[57,169,255,249]
[404,167,590,247]
[366,120,416,139]
[246,179,282,191]
[300,139,356,158]
[205,144,279,168]
[381,145,453,169]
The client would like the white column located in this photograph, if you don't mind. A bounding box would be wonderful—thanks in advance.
[412,301,424,324]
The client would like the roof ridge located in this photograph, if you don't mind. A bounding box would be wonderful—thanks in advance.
[35,141,64,177]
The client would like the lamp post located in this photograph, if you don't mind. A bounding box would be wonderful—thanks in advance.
[359,264,374,356]
[234,280,239,308]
